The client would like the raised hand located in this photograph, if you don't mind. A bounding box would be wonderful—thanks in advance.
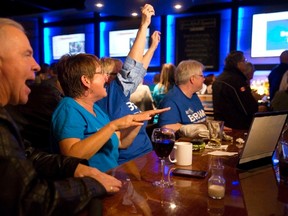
[141,4,155,27]
[150,31,161,51]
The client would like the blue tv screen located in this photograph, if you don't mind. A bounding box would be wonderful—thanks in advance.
[109,28,149,57]
[251,11,288,57]
[52,33,85,60]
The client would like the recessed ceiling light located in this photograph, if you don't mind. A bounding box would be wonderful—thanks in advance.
[131,12,138,16]
[174,4,182,9]
[95,3,103,8]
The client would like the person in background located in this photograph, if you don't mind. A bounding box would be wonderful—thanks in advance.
[268,50,288,101]
[212,50,258,130]
[204,73,216,94]
[243,61,263,102]
[152,63,176,108]
[158,60,209,139]
[149,73,160,93]
[278,65,288,93]
[270,58,288,112]
[6,81,63,153]
[0,17,122,216]
[130,82,155,113]
[6,61,64,153]
[34,63,50,84]
[42,62,64,95]
[271,89,288,111]
[97,4,162,165]
[243,61,255,84]
[51,54,169,172]
[100,57,123,84]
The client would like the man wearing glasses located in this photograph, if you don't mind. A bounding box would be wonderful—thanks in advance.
[158,59,209,138]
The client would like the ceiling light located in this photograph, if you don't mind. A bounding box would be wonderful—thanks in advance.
[174,4,182,9]
[95,3,103,8]
[131,12,138,16]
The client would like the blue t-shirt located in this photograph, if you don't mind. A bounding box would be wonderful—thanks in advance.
[97,58,152,164]
[152,84,174,108]
[51,97,119,172]
[158,85,206,127]
[152,84,166,108]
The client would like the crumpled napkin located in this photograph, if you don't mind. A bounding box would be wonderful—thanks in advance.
[205,145,229,150]
[207,151,238,156]
[179,123,209,139]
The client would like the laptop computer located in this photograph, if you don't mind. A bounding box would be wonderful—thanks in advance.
[237,110,288,170]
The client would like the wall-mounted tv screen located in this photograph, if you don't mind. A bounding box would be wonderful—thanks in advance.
[52,33,85,60]
[109,29,149,57]
[251,11,288,58]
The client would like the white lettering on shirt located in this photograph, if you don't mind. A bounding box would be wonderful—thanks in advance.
[187,109,206,122]
[126,101,139,113]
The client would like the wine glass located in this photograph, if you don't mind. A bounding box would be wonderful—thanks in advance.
[151,128,175,188]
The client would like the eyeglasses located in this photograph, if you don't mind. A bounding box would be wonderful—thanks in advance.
[194,74,204,78]
[240,58,248,63]
[95,72,103,75]
[106,72,118,76]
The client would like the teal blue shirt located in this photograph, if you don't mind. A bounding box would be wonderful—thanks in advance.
[51,97,119,172]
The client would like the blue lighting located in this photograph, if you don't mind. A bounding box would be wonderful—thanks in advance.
[231,189,241,196]
[167,15,175,63]
[99,22,107,57]
[237,7,245,51]
[272,150,279,165]
[43,27,52,64]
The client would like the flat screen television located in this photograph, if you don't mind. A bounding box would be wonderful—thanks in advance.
[52,33,85,60]
[251,11,288,58]
[109,28,150,57]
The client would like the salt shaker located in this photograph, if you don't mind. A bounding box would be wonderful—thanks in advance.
[208,164,225,199]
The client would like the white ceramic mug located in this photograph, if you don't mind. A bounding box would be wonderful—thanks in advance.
[169,142,193,166]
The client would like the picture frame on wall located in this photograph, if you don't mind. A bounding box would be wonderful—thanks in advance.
[175,14,220,71]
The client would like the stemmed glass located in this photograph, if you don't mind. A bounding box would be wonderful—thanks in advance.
[151,128,175,188]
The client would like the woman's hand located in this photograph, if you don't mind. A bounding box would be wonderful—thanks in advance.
[150,31,161,51]
[110,107,171,131]
[141,4,155,27]
[139,107,171,118]
[110,114,150,131]
[75,164,122,193]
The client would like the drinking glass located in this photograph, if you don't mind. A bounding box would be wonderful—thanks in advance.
[207,120,224,148]
[151,128,175,188]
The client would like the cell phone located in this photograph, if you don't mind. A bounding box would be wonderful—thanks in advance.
[172,168,208,178]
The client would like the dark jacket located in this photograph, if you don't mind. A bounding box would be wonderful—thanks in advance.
[6,80,63,153]
[268,63,288,100]
[212,67,258,130]
[0,107,106,216]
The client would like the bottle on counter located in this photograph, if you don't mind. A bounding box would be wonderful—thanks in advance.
[208,158,226,199]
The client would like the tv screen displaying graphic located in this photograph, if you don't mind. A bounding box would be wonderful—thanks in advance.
[52,33,85,60]
[109,28,150,57]
[251,11,288,57]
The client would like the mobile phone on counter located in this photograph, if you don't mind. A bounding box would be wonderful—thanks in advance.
[172,168,208,178]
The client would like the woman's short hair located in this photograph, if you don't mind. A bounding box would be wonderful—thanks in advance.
[176,60,204,85]
[56,53,101,98]
[100,57,123,75]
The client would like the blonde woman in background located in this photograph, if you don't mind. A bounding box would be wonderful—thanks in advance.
[152,63,176,108]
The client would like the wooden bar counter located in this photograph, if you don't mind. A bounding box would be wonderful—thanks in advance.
[102,130,288,215]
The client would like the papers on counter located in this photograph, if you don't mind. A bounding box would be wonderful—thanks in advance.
[207,151,238,156]
[205,144,229,150]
